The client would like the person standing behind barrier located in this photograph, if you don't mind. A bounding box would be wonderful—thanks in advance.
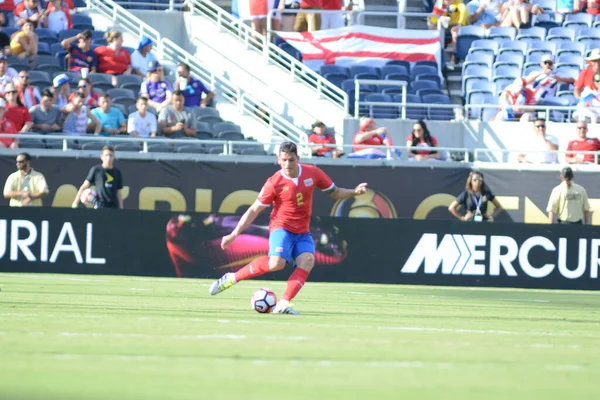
[449,171,504,222]
[294,0,322,32]
[321,0,351,29]
[3,152,49,207]
[72,145,123,209]
[546,167,590,224]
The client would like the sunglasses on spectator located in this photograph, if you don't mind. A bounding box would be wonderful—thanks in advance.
[595,79,600,83]
[5,90,17,94]
[543,61,553,65]
[577,126,587,130]
[19,76,29,79]
[472,178,482,182]
[78,84,88,88]
[535,124,545,129]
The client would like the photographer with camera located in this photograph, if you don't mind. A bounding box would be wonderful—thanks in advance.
[448,171,504,222]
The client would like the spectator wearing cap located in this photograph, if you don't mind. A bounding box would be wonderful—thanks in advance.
[128,97,157,138]
[140,61,172,113]
[4,83,32,133]
[30,88,62,133]
[15,70,40,109]
[574,71,600,123]
[61,29,97,73]
[91,93,127,137]
[565,121,600,164]
[495,77,536,122]
[52,73,70,108]
[94,30,132,85]
[308,121,341,158]
[547,167,590,224]
[61,92,102,136]
[574,49,600,99]
[158,90,196,138]
[0,98,19,149]
[175,62,215,108]
[14,0,48,28]
[10,19,38,61]
[68,77,99,108]
[349,117,397,159]
[525,55,575,102]
[131,36,157,77]
[46,0,72,33]
[0,53,18,96]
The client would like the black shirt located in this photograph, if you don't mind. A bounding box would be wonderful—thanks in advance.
[0,32,10,51]
[85,165,123,208]
[456,190,495,216]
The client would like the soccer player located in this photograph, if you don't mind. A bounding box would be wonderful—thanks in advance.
[209,142,368,314]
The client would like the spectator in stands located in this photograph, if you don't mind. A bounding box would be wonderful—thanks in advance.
[10,19,38,61]
[308,120,341,158]
[4,83,32,132]
[0,54,18,95]
[294,0,322,32]
[0,99,19,149]
[556,0,584,14]
[61,30,98,74]
[61,92,102,136]
[46,0,71,33]
[449,171,504,222]
[3,152,50,207]
[547,166,590,224]
[94,30,132,86]
[30,88,62,133]
[574,49,600,99]
[91,93,127,137]
[574,72,600,122]
[0,1,12,27]
[0,31,10,54]
[525,55,575,103]
[406,120,441,161]
[15,70,40,109]
[321,0,351,29]
[158,90,197,138]
[500,0,541,30]
[517,118,559,164]
[14,0,48,28]
[51,73,70,108]
[175,62,215,108]
[566,121,600,164]
[495,78,536,122]
[348,117,397,159]
[429,0,468,64]
[128,96,157,138]
[587,0,600,15]
[466,0,504,28]
[130,36,157,77]
[68,77,99,108]
[140,61,171,112]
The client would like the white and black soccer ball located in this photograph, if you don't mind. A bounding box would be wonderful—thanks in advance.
[251,288,277,313]
[81,188,98,206]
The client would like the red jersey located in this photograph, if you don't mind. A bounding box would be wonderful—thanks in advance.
[300,0,323,8]
[575,66,595,92]
[352,131,384,152]
[309,133,335,156]
[4,104,31,131]
[94,46,131,75]
[321,0,342,10]
[257,164,335,234]
[567,137,600,163]
[0,118,18,147]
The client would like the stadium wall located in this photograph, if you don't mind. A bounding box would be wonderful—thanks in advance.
[2,157,600,224]
[0,207,597,290]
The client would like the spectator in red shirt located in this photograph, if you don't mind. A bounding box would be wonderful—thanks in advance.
[0,0,14,27]
[308,120,341,158]
[294,0,322,32]
[566,121,600,164]
[349,117,399,159]
[94,30,132,86]
[14,0,48,28]
[406,120,441,161]
[321,0,351,29]
[3,83,33,132]
[0,98,19,149]
[587,0,600,15]
[575,49,600,99]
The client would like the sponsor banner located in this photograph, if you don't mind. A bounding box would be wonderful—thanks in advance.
[1,207,597,290]
[2,157,600,224]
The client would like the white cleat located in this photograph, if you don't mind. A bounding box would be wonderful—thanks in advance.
[271,300,300,315]
[208,272,237,295]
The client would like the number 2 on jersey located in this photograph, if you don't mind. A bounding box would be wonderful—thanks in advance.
[296,193,304,206]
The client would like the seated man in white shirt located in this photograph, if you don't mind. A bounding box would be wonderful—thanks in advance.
[127,97,157,138]
[517,119,559,164]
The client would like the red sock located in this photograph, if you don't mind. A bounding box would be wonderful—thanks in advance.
[282,268,310,301]
[234,256,271,282]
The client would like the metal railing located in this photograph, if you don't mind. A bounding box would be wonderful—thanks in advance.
[110,0,186,10]
[474,148,600,164]
[464,103,579,123]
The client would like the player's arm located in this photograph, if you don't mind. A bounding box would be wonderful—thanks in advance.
[117,189,123,209]
[72,180,91,208]
[221,200,268,249]
[328,182,368,200]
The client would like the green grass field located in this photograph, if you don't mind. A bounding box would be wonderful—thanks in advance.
[0,273,599,400]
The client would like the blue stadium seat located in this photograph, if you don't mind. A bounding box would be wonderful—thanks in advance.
[493,53,524,70]
[516,27,546,41]
[37,42,52,55]
[278,43,302,61]
[532,13,562,30]
[381,86,406,96]
[557,41,586,57]
[411,80,440,94]
[350,65,381,79]
[533,0,556,12]
[489,27,516,41]
[527,41,557,57]
[456,26,485,61]
[546,27,576,42]
[381,65,409,77]
[462,66,492,94]
[498,41,528,56]
[555,67,580,81]
[394,94,425,120]
[415,88,443,98]
[35,28,58,44]
[58,29,83,42]
[213,122,241,135]
[341,79,376,93]
[319,65,349,77]
[126,0,154,10]
[72,14,93,26]
[347,89,374,117]
[383,74,410,86]
[594,15,600,28]
[466,81,495,104]
[423,94,453,121]
[365,93,396,119]
[565,13,593,28]
[577,27,600,42]
[523,64,540,76]
[353,72,379,83]
[415,74,441,87]
[411,65,437,79]
[468,93,496,119]
[468,39,499,56]
[32,55,61,69]
[542,97,570,122]
[494,77,517,92]
[324,73,348,88]
[493,66,521,80]
[464,52,494,68]
[482,106,498,122]
[385,60,410,74]
[557,54,584,69]
[414,60,438,70]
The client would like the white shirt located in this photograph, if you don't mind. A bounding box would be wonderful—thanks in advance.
[527,69,563,101]
[522,133,559,164]
[130,51,158,76]
[127,111,157,138]
[0,68,18,95]
[47,10,69,33]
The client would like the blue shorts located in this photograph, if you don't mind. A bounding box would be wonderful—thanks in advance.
[268,228,314,263]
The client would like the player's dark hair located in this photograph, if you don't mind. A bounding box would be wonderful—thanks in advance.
[178,62,191,72]
[18,152,31,162]
[99,93,111,101]
[102,145,115,153]
[466,171,490,194]
[137,96,148,103]
[279,141,298,156]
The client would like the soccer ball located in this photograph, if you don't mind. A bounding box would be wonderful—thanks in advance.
[251,288,277,313]
[81,188,98,205]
